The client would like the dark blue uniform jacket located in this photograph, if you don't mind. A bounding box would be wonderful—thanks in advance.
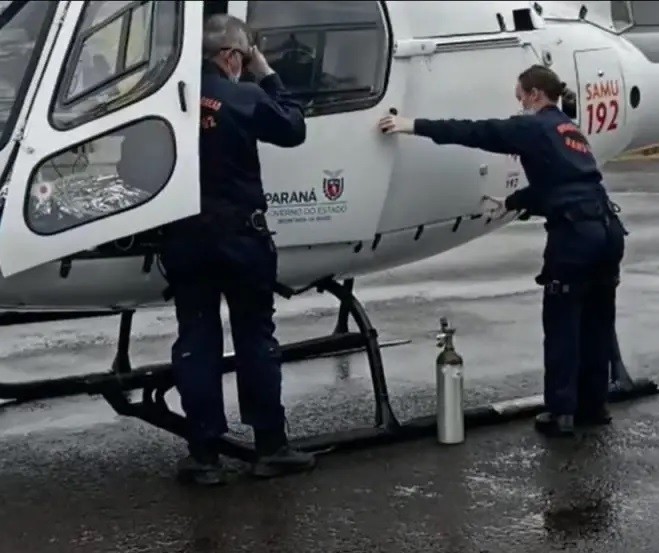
[199,60,306,214]
[413,105,608,218]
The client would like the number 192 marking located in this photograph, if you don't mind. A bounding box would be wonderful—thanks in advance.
[586,99,619,134]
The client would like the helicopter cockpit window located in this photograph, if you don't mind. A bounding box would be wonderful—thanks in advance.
[627,1,659,26]
[560,84,578,120]
[0,1,56,150]
[25,118,175,235]
[246,1,389,116]
[49,0,182,130]
[610,1,633,31]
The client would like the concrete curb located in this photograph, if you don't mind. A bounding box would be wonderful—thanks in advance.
[295,378,659,455]
[462,377,658,428]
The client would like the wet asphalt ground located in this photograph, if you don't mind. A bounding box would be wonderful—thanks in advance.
[2,160,659,552]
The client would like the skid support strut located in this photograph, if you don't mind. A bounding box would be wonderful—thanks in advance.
[112,310,134,374]
[103,278,401,461]
[319,279,400,431]
[610,327,635,392]
[333,278,354,335]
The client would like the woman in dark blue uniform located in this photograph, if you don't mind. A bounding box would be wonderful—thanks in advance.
[377,65,627,437]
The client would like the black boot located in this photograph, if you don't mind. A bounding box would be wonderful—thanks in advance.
[534,412,575,437]
[176,445,227,486]
[575,405,612,426]
[253,428,317,479]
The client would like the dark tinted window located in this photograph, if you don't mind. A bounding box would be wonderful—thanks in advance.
[0,1,56,150]
[611,1,633,29]
[247,1,389,115]
[630,1,659,25]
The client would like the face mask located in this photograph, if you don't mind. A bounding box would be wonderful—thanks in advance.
[229,74,240,84]
[521,107,536,116]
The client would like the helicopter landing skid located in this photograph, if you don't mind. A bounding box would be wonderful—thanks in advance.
[103,277,407,462]
[0,277,411,461]
[0,278,656,462]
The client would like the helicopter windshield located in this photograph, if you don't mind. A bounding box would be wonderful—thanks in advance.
[0,1,55,151]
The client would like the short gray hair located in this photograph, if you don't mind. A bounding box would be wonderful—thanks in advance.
[202,14,250,58]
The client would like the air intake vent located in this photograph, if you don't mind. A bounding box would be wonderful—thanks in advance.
[513,8,535,31]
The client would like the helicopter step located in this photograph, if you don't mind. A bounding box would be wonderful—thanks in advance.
[0,276,656,462]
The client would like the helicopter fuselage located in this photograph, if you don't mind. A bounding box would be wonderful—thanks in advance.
[0,0,656,309]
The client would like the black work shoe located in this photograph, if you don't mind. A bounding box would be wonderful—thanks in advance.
[176,455,227,486]
[252,445,317,479]
[575,406,612,426]
[534,412,575,437]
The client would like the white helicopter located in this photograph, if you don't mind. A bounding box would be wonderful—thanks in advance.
[0,0,657,459]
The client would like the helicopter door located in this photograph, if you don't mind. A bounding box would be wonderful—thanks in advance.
[243,0,404,246]
[0,0,203,277]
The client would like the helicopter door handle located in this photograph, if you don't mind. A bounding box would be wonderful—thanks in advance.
[380,107,399,134]
[177,81,187,112]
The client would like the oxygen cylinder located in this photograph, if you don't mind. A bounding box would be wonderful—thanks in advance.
[435,317,465,444]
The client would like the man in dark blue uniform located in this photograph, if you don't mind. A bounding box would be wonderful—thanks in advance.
[160,14,316,485]
[377,64,626,437]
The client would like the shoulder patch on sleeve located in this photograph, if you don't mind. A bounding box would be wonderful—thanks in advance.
[201,96,222,111]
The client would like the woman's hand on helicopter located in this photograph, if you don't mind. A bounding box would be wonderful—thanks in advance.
[377,113,415,135]
[481,195,509,219]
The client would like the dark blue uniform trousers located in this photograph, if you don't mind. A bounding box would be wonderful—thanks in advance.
[160,218,285,456]
[540,216,625,416]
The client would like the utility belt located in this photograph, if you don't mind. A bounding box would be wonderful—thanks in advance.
[546,199,627,234]
[542,274,620,295]
[198,196,273,237]
[536,264,621,293]
[160,198,273,301]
